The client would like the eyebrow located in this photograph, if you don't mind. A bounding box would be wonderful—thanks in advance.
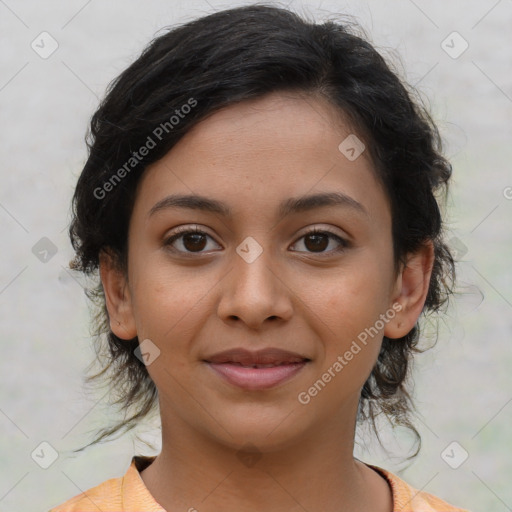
[148,191,368,220]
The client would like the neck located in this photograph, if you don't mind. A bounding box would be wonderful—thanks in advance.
[139,403,392,512]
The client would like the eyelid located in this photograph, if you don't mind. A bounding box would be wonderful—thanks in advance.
[295,224,349,242]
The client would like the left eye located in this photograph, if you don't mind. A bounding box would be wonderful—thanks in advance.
[290,228,348,255]
[163,227,348,255]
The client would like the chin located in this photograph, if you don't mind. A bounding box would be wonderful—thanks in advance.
[203,405,311,454]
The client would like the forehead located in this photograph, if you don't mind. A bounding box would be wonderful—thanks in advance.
[133,92,390,227]
[181,92,357,161]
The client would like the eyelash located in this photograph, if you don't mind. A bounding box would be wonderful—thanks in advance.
[163,225,349,257]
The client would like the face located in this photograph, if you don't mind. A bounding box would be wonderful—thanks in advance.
[102,92,431,453]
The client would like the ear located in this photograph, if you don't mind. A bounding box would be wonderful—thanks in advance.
[99,249,137,340]
[384,241,435,339]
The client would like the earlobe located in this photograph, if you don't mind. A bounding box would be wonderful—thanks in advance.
[99,250,137,340]
[384,241,435,339]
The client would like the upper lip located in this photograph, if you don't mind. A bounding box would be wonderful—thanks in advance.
[204,348,310,365]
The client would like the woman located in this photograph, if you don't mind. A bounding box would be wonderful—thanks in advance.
[51,5,469,511]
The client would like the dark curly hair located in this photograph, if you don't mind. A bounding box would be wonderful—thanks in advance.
[68,3,455,458]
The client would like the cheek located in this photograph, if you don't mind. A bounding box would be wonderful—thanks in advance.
[303,261,391,364]
[129,257,209,345]
[306,291,386,408]
[307,264,387,327]
[130,268,210,390]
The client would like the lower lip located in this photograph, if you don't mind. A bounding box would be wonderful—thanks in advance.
[206,362,307,390]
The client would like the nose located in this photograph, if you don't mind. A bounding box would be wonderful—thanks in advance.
[216,242,294,330]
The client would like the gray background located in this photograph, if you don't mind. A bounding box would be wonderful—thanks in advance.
[1,1,511,511]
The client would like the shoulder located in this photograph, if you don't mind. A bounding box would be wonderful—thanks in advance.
[48,456,160,512]
[367,464,471,512]
[48,473,124,511]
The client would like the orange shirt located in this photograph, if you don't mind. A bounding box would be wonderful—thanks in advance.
[49,456,470,511]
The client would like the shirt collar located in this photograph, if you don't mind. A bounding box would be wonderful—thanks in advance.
[121,456,166,511]
[122,455,434,512]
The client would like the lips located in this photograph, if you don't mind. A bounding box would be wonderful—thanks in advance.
[204,347,309,366]
[204,348,310,390]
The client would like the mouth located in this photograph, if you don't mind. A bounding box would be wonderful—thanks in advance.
[203,348,311,390]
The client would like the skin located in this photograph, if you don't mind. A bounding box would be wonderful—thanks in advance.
[100,91,434,512]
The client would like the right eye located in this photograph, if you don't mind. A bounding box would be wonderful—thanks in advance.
[163,226,222,255]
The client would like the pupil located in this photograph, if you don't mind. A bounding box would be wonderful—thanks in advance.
[184,233,206,251]
[306,234,328,252]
